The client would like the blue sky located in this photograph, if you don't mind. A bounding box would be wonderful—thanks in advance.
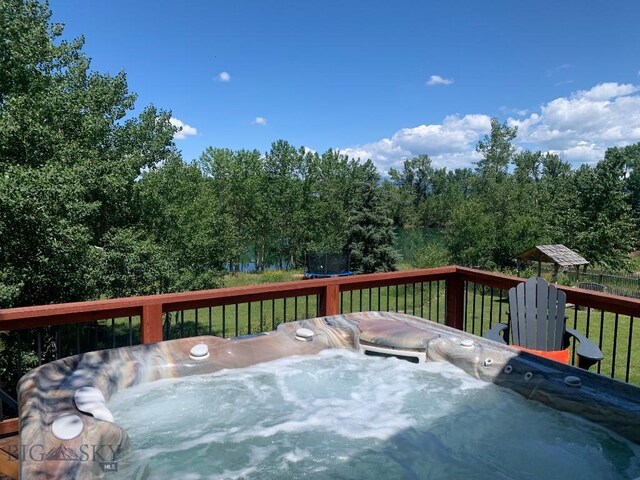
[50,0,640,172]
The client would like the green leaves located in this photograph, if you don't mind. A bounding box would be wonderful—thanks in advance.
[0,1,205,306]
[345,160,399,273]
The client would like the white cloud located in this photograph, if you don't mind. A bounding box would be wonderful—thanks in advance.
[511,82,640,156]
[218,71,231,82]
[169,117,198,140]
[341,114,491,173]
[426,75,454,86]
[339,82,640,173]
[252,116,268,126]
[574,82,637,101]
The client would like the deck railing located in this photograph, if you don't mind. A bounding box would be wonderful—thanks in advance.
[1,265,639,435]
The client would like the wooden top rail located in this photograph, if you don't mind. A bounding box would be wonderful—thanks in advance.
[457,267,640,318]
[0,266,456,331]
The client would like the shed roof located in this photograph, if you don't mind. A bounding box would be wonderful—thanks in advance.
[515,244,589,267]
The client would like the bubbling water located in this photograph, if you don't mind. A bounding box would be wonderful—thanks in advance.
[108,349,640,480]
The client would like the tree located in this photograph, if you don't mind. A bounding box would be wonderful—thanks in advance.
[475,118,518,181]
[563,150,635,270]
[388,155,434,227]
[345,160,399,273]
[0,0,179,306]
[133,158,238,292]
[618,143,640,240]
[303,149,357,252]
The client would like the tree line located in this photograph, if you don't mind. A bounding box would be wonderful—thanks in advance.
[389,120,640,272]
[2,0,639,310]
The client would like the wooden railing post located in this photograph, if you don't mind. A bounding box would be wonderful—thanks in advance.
[319,284,340,317]
[141,303,163,343]
[446,274,464,331]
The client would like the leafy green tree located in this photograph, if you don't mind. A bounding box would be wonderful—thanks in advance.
[263,140,307,268]
[303,149,357,252]
[563,150,635,270]
[0,0,178,307]
[388,155,434,227]
[617,143,640,240]
[475,118,518,181]
[136,158,238,291]
[345,160,399,273]
[198,147,268,268]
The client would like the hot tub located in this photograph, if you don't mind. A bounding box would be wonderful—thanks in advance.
[17,312,640,479]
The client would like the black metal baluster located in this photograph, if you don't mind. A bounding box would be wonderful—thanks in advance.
[272,299,276,329]
[248,302,252,334]
[36,329,42,365]
[305,295,309,319]
[436,281,441,323]
[428,282,432,320]
[55,326,61,359]
[284,297,287,324]
[222,305,226,338]
[235,304,239,336]
[180,311,184,339]
[260,301,264,332]
[489,287,494,328]
[403,284,407,313]
[480,286,486,335]
[209,307,213,335]
[420,282,424,318]
[395,285,399,312]
[294,296,298,321]
[359,289,363,312]
[597,310,605,374]
[378,287,381,311]
[626,316,634,383]
[386,286,390,311]
[195,309,199,336]
[17,332,22,376]
[111,318,116,348]
[471,283,477,335]
[571,308,578,365]
[412,283,416,315]
[464,282,469,332]
[340,291,344,314]
[611,313,620,379]
[164,313,170,341]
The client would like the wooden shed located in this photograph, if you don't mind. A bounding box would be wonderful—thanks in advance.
[515,244,589,282]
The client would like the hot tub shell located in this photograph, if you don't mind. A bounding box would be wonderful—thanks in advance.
[17,311,640,478]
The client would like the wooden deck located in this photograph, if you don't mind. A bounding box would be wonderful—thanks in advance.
[0,434,19,480]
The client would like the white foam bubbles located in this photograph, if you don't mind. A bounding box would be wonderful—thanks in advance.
[108,349,640,480]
